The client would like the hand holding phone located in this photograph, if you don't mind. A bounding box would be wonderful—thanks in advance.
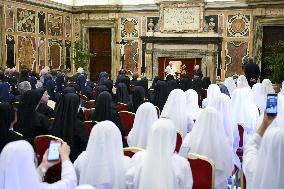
[266,94,278,116]
[47,140,61,161]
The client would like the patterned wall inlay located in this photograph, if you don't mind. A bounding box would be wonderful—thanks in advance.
[121,17,139,38]
[73,16,80,40]
[5,5,14,32]
[6,35,15,68]
[38,37,46,70]
[227,14,250,37]
[17,8,36,33]
[218,14,223,35]
[225,41,248,76]
[48,39,63,69]
[65,15,72,38]
[123,40,139,73]
[47,14,63,36]
[18,36,36,70]
[38,11,46,35]
[205,15,218,33]
[146,17,159,32]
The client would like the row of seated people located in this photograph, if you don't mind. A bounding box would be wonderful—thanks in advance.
[1,100,278,189]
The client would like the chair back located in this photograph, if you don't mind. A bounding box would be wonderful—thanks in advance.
[84,108,95,121]
[118,102,127,112]
[123,147,143,158]
[188,153,215,189]
[119,111,135,136]
[237,124,244,157]
[34,135,63,182]
[85,100,95,109]
[85,121,96,137]
[175,131,183,153]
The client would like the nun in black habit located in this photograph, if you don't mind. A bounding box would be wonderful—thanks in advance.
[167,79,178,94]
[115,82,130,104]
[91,91,127,147]
[15,90,50,145]
[179,76,191,91]
[127,86,145,113]
[52,93,88,162]
[150,80,169,112]
[0,102,22,152]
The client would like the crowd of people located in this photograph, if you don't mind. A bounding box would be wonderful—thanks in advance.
[0,65,284,189]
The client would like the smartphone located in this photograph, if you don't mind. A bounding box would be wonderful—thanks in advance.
[178,146,191,158]
[266,94,278,116]
[47,140,61,161]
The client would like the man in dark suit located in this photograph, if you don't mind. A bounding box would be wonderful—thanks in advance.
[243,57,260,88]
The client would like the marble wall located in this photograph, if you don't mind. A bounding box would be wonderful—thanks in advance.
[0,0,73,72]
[1,0,284,81]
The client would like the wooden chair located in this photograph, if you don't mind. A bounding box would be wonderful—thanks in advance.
[188,153,215,189]
[34,135,63,183]
[118,102,127,112]
[155,106,161,118]
[118,111,135,136]
[11,101,19,109]
[85,100,96,109]
[237,124,245,157]
[84,108,95,121]
[175,131,183,153]
[123,147,143,158]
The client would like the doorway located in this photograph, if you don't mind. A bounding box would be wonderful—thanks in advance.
[261,26,284,81]
[89,28,112,82]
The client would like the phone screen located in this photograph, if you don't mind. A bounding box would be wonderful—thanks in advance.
[266,94,278,116]
[47,140,61,161]
[178,146,191,158]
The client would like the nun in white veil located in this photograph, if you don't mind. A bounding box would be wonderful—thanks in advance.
[161,89,193,136]
[185,89,202,122]
[262,79,275,95]
[211,93,241,169]
[224,77,236,96]
[126,118,193,189]
[231,87,259,144]
[252,83,266,116]
[202,84,221,108]
[243,125,284,189]
[236,75,249,88]
[74,121,129,189]
[0,140,77,189]
[182,108,232,189]
[127,102,158,148]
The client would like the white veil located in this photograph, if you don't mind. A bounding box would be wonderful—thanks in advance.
[139,118,176,189]
[262,79,275,95]
[161,89,189,136]
[252,83,266,116]
[185,108,232,187]
[224,77,236,96]
[252,127,284,189]
[202,84,221,108]
[79,121,126,188]
[127,102,158,148]
[0,140,41,189]
[236,75,249,88]
[185,89,201,121]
